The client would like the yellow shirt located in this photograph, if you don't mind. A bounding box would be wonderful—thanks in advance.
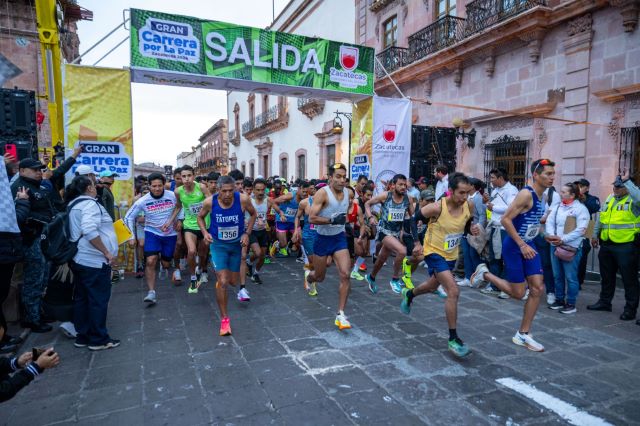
[424,197,471,261]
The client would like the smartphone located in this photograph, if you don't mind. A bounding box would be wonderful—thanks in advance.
[32,347,45,361]
[4,143,18,159]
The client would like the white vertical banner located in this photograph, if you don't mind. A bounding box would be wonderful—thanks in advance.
[371,96,411,194]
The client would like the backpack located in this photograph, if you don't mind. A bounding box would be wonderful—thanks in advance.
[40,198,99,265]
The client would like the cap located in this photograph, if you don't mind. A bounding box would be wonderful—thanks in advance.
[19,158,45,169]
[420,189,435,201]
[99,170,119,178]
[613,175,625,188]
[577,178,590,187]
[75,165,94,176]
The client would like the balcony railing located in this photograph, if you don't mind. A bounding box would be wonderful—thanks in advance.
[228,128,239,146]
[242,104,285,135]
[297,98,325,119]
[465,0,546,37]
[408,15,466,62]
[375,46,410,78]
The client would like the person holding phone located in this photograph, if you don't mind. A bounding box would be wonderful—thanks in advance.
[0,344,60,402]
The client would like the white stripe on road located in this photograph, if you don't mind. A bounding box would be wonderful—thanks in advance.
[496,378,613,426]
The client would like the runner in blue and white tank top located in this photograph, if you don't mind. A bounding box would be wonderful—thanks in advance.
[304,163,354,330]
[470,159,556,353]
[293,186,317,272]
[247,178,273,285]
[198,175,256,337]
[273,188,305,257]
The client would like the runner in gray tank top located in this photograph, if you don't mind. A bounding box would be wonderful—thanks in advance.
[305,163,354,330]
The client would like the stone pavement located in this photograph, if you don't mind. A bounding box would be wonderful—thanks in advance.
[1,258,639,425]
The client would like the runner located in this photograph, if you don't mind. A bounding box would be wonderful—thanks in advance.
[345,186,368,281]
[166,165,210,294]
[247,178,273,285]
[470,159,556,352]
[125,172,181,305]
[168,167,185,283]
[206,172,220,195]
[267,180,287,257]
[351,185,373,279]
[273,183,305,257]
[304,163,353,329]
[198,175,256,336]
[293,185,317,281]
[364,174,421,294]
[133,185,150,278]
[237,178,254,302]
[399,173,479,357]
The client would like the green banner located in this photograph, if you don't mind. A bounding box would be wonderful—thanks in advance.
[130,9,374,101]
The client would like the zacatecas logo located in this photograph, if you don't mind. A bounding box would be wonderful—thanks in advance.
[329,45,367,89]
[382,125,396,143]
[139,17,200,64]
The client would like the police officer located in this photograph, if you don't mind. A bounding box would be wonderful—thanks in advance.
[587,172,640,322]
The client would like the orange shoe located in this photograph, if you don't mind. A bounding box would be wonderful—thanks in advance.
[219,317,232,336]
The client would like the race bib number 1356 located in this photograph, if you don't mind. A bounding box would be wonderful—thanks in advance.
[218,226,238,241]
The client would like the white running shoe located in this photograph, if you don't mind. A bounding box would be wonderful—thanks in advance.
[436,285,447,298]
[200,272,208,283]
[498,291,510,299]
[237,288,250,302]
[334,311,351,330]
[546,293,556,305]
[144,290,157,304]
[512,331,545,352]
[456,278,471,287]
[470,263,489,288]
[59,321,77,339]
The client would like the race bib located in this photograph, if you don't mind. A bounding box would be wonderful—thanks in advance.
[444,233,463,251]
[218,226,238,241]
[387,208,405,222]
[285,207,297,217]
[189,202,203,215]
[257,212,266,221]
[524,223,540,241]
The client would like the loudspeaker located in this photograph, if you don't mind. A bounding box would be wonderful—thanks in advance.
[0,88,37,137]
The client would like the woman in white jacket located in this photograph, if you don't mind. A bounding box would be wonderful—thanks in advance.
[65,176,120,351]
[545,183,590,314]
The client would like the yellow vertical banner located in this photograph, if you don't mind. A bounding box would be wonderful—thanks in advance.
[350,98,373,182]
[63,65,134,211]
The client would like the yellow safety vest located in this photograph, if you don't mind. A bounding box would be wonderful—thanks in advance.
[599,194,640,243]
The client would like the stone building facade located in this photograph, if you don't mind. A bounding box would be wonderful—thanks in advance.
[196,119,229,176]
[358,0,640,197]
[0,0,89,148]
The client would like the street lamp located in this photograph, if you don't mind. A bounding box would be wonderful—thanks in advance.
[452,117,476,149]
[332,110,353,177]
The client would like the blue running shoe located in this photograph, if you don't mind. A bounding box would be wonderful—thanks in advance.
[390,279,403,294]
[448,338,471,358]
[400,288,412,314]
[366,274,378,294]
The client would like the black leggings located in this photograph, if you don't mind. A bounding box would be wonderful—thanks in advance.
[0,263,16,336]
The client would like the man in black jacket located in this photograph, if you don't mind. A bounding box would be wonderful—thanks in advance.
[10,147,80,333]
[576,179,601,287]
[0,345,60,402]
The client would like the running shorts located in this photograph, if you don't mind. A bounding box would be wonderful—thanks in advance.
[183,229,204,240]
[210,240,242,272]
[302,234,316,256]
[502,237,543,283]
[250,229,269,247]
[425,253,456,276]
[276,221,295,233]
[144,232,177,261]
[313,232,348,257]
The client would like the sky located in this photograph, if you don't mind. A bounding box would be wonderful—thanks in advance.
[76,0,290,167]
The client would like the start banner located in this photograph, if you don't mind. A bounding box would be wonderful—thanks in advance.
[371,97,411,194]
[129,9,374,102]
[63,65,134,209]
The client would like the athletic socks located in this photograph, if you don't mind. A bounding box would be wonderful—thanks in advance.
[448,329,458,341]
[352,257,365,273]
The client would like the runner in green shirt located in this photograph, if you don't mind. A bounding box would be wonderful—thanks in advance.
[168,165,211,293]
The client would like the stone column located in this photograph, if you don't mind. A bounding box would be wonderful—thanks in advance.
[562,13,594,183]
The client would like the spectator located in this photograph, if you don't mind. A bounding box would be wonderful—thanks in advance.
[588,172,640,323]
[459,178,487,287]
[433,164,449,201]
[575,178,600,288]
[545,183,590,314]
[97,170,119,220]
[0,343,60,402]
[538,185,561,304]
[0,156,28,353]
[354,175,368,198]
[407,178,420,200]
[75,165,96,184]
[66,176,120,351]
[417,177,428,191]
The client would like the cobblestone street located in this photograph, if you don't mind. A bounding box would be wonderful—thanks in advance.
[1,258,639,425]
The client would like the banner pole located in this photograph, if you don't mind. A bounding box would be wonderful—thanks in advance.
[374,56,407,99]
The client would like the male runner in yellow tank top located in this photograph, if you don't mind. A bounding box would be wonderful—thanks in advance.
[399,173,480,357]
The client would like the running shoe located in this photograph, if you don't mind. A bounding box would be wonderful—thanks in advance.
[269,243,278,257]
[512,331,544,352]
[252,273,263,285]
[480,285,500,295]
[448,338,471,358]
[172,270,182,286]
[59,322,77,339]
[389,279,403,294]
[237,288,251,302]
[188,278,199,294]
[402,258,412,278]
[549,300,565,310]
[143,290,157,304]
[560,304,577,314]
[401,275,414,290]
[435,285,447,298]
[219,317,232,336]
[400,288,412,314]
[264,257,272,264]
[295,256,305,263]
[546,293,556,305]
[200,272,208,284]
[470,263,489,288]
[365,274,378,294]
[304,270,318,296]
[456,278,471,287]
[359,263,367,272]
[350,270,365,281]
[88,339,121,351]
[498,291,510,299]
[277,248,288,257]
[334,312,352,330]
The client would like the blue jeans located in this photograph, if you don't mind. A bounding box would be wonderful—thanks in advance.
[462,237,481,279]
[487,228,506,289]
[71,262,113,345]
[550,245,582,305]
[22,239,49,323]
[535,235,555,294]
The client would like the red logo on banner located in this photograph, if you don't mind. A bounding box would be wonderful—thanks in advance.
[383,124,396,143]
[339,46,359,71]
